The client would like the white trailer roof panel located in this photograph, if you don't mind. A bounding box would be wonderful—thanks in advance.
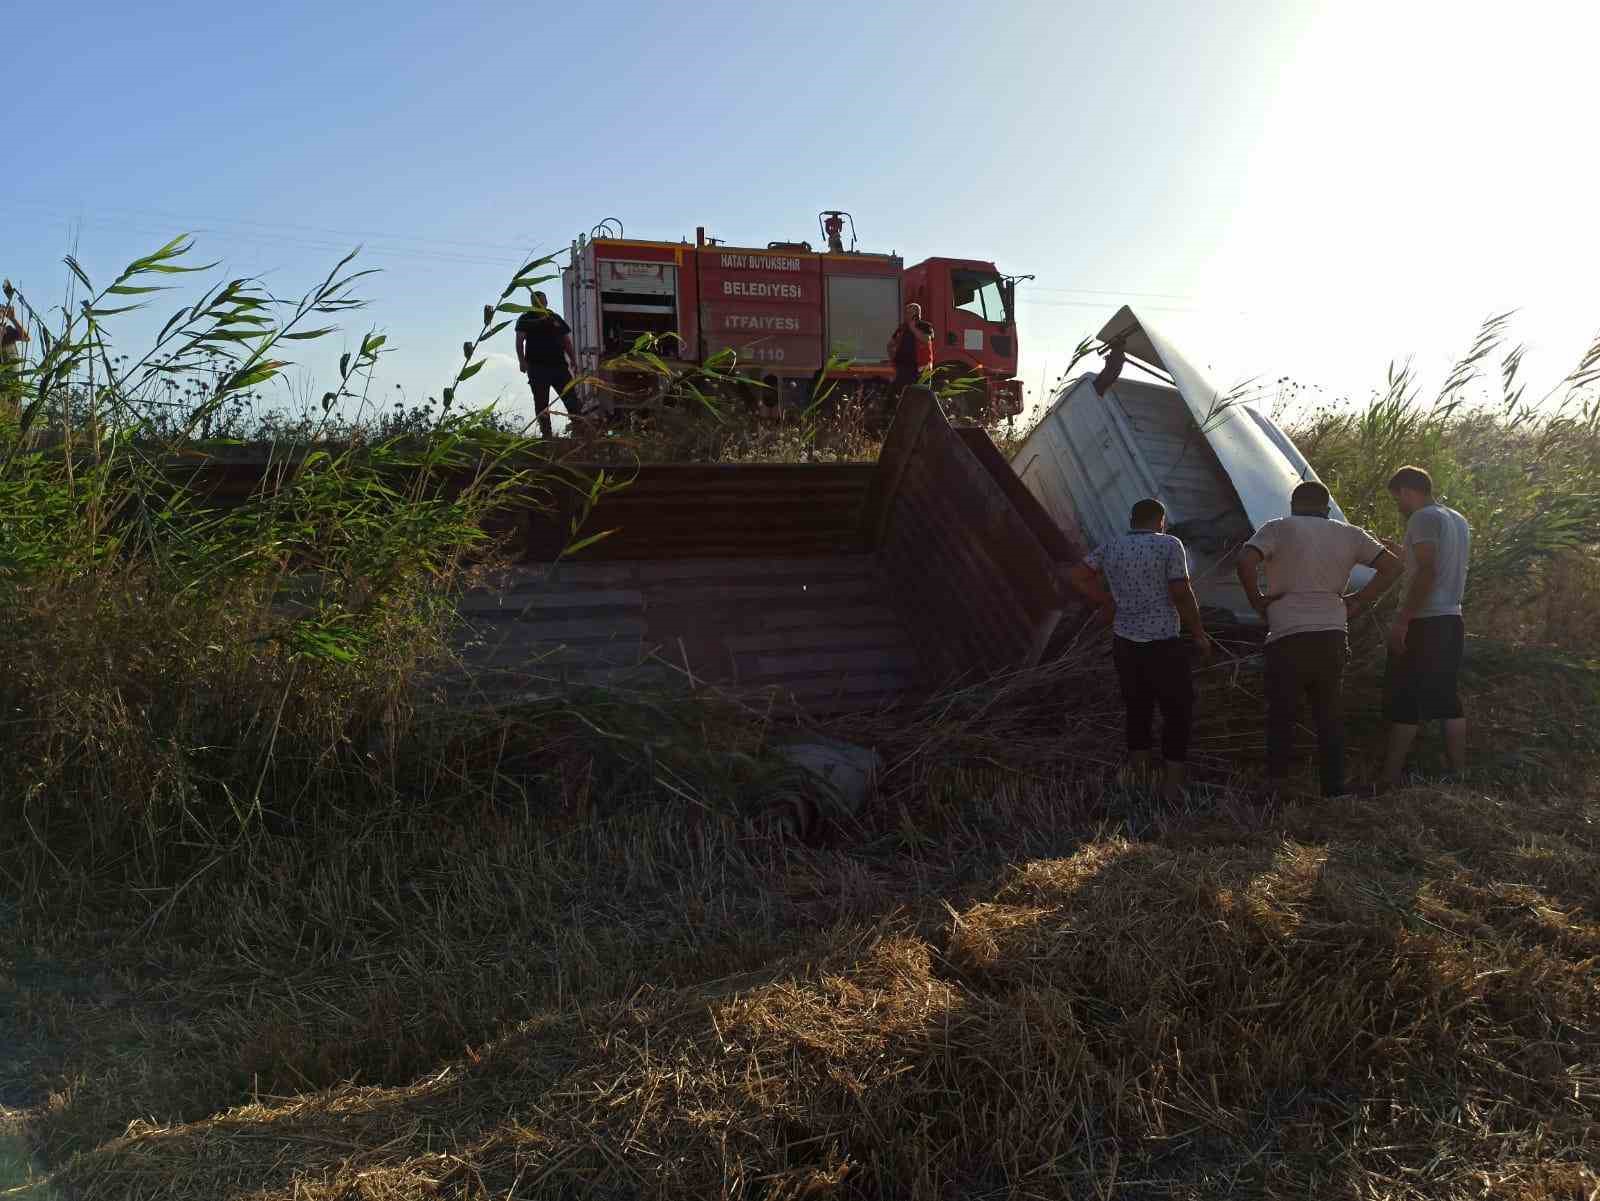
[1096,306,1335,530]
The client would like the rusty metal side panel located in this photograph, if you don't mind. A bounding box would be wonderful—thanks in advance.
[525,463,878,561]
[155,456,303,505]
[448,555,920,713]
[952,426,1087,565]
[150,456,880,565]
[875,389,1075,686]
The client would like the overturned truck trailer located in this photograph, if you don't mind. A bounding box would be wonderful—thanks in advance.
[1011,306,1372,624]
[459,309,1355,707]
[453,388,1089,712]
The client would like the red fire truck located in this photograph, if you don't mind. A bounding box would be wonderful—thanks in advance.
[560,213,1025,418]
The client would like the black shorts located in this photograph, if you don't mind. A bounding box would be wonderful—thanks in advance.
[526,364,579,413]
[1384,615,1465,723]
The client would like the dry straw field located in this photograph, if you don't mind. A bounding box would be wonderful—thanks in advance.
[0,243,1596,1199]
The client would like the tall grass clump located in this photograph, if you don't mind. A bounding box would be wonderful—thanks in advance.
[1288,312,1600,650]
[0,238,607,896]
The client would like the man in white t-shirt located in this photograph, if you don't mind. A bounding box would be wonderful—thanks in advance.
[1235,481,1403,799]
[1069,497,1214,803]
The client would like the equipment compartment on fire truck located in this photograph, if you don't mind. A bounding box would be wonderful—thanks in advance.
[595,259,680,356]
[823,272,900,367]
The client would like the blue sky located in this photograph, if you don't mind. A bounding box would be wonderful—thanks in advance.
[5,0,1596,426]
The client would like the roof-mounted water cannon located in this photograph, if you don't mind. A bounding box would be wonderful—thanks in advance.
[819,210,856,254]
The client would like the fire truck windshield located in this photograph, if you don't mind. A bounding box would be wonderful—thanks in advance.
[950,269,1011,325]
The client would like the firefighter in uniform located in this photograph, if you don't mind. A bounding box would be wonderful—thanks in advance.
[887,302,935,410]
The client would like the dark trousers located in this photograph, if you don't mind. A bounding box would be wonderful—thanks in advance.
[1112,636,1195,762]
[1265,630,1348,796]
[526,364,576,437]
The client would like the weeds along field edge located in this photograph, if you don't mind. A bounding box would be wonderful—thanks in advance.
[0,235,859,891]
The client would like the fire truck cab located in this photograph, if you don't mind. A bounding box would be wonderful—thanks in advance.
[902,257,1022,415]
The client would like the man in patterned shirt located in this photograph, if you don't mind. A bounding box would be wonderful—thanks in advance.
[1069,498,1213,802]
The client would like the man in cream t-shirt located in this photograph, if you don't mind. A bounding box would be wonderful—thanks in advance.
[1235,481,1403,799]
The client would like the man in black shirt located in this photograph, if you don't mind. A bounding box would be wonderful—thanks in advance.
[515,290,580,438]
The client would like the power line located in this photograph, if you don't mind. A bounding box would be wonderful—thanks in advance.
[0,205,553,275]
[1,198,547,260]
[1027,284,1212,303]
[11,200,1229,312]
[1019,296,1245,318]
[11,200,1257,327]
[1,213,551,279]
